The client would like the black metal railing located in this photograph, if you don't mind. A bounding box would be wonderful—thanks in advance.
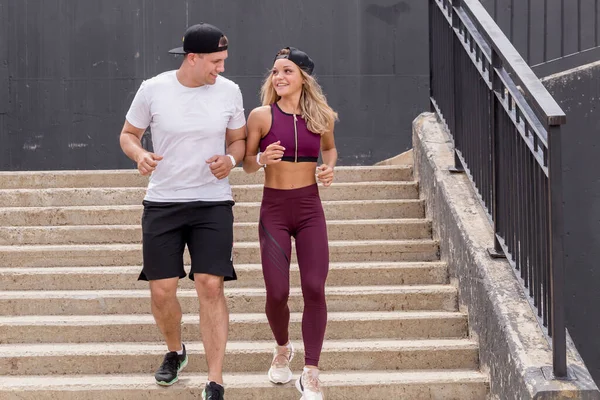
[429,0,568,377]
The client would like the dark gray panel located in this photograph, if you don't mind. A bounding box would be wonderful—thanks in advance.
[597,0,600,47]
[543,62,600,385]
[479,0,496,18]
[512,0,530,61]
[562,0,580,55]
[580,0,597,50]
[0,0,7,113]
[360,0,427,75]
[545,0,563,60]
[528,0,546,66]
[0,113,9,170]
[494,0,512,40]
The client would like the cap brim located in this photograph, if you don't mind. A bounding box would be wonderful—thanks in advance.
[168,47,186,55]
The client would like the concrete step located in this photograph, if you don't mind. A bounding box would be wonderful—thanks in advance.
[0,240,440,267]
[0,311,468,344]
[0,262,448,290]
[0,285,457,316]
[0,339,480,375]
[0,182,418,207]
[0,218,432,245]
[0,370,489,400]
[0,165,413,189]
[0,199,425,226]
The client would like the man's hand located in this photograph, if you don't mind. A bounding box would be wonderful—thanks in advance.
[136,151,163,176]
[316,164,334,187]
[207,155,235,180]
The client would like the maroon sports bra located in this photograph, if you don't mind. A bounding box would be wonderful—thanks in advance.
[259,103,320,162]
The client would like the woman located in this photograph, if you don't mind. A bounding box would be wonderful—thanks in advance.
[243,47,338,400]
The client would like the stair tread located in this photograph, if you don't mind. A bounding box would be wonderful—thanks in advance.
[0,285,456,299]
[0,261,446,274]
[0,198,423,211]
[0,181,417,191]
[0,369,487,389]
[0,218,431,229]
[0,239,438,251]
[0,339,479,355]
[0,310,466,324]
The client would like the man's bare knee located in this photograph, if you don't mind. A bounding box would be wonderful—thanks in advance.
[149,278,179,308]
[194,274,224,300]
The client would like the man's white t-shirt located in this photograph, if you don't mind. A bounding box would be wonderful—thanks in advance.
[126,71,246,202]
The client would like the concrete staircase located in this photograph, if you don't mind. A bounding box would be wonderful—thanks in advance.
[0,166,489,399]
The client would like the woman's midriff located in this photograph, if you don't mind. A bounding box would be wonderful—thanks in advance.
[263,161,318,190]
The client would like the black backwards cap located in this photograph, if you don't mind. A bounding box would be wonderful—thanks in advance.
[275,47,315,75]
[169,23,228,55]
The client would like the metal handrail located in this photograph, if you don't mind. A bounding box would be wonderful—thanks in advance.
[429,0,568,378]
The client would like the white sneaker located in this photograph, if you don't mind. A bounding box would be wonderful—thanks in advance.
[295,367,324,400]
[267,342,295,384]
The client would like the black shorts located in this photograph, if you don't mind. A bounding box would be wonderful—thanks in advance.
[139,200,237,282]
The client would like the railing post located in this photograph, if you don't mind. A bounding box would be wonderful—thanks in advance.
[449,0,464,173]
[488,49,505,258]
[548,124,567,378]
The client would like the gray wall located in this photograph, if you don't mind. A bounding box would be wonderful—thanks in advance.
[479,0,600,66]
[542,62,600,384]
[0,0,429,171]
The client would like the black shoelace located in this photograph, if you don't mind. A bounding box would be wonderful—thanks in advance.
[160,353,179,372]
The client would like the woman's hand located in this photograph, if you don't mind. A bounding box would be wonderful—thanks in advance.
[259,141,286,165]
[316,164,334,187]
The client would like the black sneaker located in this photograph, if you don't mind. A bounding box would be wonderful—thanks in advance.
[202,381,225,400]
[155,344,188,386]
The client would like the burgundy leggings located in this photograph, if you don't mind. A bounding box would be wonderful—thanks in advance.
[259,184,329,367]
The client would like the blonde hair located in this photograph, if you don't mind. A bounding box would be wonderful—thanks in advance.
[260,50,338,135]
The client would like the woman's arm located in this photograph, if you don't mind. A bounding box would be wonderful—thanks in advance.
[317,123,337,186]
[243,106,285,173]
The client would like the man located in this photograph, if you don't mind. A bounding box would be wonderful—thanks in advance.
[119,23,246,400]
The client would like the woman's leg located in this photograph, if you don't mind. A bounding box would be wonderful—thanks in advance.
[259,204,293,346]
[294,202,329,367]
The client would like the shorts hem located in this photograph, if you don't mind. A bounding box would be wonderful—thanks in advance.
[138,270,188,282]
[188,265,237,282]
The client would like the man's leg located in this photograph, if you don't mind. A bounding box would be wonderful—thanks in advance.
[187,201,236,392]
[194,273,228,384]
[140,201,189,386]
[149,277,182,351]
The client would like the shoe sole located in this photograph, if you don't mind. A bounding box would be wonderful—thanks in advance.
[296,376,323,400]
[268,367,293,384]
[268,345,295,384]
[155,355,189,386]
[295,378,304,399]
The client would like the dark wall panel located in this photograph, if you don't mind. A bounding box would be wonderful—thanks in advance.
[581,1,597,50]
[1,0,428,170]
[0,0,7,114]
[479,0,600,65]
[528,0,547,66]
[543,62,600,385]
[563,1,580,55]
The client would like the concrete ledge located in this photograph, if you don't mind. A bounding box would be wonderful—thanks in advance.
[375,149,414,166]
[413,112,600,399]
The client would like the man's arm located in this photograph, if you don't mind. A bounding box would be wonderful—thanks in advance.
[120,121,163,176]
[206,125,247,180]
[226,125,247,166]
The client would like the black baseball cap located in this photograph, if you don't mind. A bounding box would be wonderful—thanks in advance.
[275,47,315,75]
[168,23,228,55]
